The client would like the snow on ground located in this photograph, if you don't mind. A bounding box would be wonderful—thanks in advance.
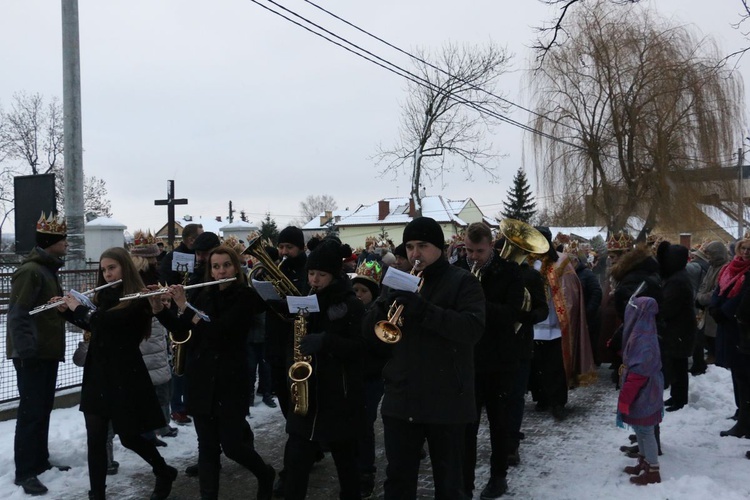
[0,366,749,499]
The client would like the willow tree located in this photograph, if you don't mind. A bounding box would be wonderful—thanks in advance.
[530,1,745,237]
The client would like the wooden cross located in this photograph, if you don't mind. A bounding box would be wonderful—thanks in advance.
[154,180,188,249]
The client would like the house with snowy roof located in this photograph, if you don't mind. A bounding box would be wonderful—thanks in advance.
[325,195,496,249]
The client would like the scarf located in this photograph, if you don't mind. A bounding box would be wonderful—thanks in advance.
[718,256,750,298]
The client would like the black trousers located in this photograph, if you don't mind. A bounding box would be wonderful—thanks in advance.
[85,413,167,496]
[383,415,469,500]
[666,356,689,405]
[193,413,269,499]
[283,432,360,500]
[13,358,58,481]
[530,338,568,408]
[508,360,531,446]
[358,376,385,475]
[464,371,513,493]
[733,352,750,430]
[270,362,291,418]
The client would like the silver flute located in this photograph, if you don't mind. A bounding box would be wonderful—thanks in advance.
[119,277,237,301]
[29,279,123,315]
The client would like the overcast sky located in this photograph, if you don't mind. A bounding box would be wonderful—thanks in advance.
[1,0,748,234]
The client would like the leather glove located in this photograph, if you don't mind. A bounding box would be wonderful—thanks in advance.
[299,333,326,356]
[391,291,428,321]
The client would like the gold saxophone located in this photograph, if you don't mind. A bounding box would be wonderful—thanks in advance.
[289,311,312,416]
[170,330,191,376]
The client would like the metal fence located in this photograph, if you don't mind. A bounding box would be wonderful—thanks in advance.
[0,266,100,404]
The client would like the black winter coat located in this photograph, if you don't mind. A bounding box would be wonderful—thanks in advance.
[285,277,365,442]
[363,258,485,424]
[517,263,549,361]
[455,251,524,373]
[611,248,662,321]
[657,244,696,358]
[66,287,164,435]
[156,283,264,417]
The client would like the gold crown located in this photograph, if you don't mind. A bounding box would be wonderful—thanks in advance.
[606,231,633,252]
[354,260,384,285]
[132,230,157,247]
[36,212,67,235]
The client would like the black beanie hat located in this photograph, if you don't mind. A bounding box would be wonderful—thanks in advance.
[306,239,351,275]
[192,231,220,252]
[352,276,380,298]
[402,217,444,250]
[36,232,66,249]
[394,243,407,259]
[279,226,305,250]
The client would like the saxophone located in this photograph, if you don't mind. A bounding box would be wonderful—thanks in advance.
[288,311,312,416]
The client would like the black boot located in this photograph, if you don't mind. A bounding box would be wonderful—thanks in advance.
[88,487,106,500]
[272,469,285,498]
[628,433,637,444]
[480,476,508,499]
[720,422,750,438]
[14,477,48,496]
[257,464,275,500]
[151,465,178,500]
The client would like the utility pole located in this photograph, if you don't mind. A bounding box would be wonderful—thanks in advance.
[61,0,85,268]
[740,147,745,240]
[228,200,235,223]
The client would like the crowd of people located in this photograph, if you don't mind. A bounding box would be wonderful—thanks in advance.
[6,211,750,498]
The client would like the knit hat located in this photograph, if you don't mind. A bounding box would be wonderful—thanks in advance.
[192,231,220,252]
[36,212,67,249]
[306,239,351,275]
[394,243,407,259]
[352,260,383,298]
[278,226,305,250]
[402,217,444,250]
[130,230,160,258]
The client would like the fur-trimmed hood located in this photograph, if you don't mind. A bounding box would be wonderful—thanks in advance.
[611,245,659,282]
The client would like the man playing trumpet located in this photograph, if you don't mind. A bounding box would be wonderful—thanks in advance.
[364,216,485,500]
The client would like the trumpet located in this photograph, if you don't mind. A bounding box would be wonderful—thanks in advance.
[119,277,237,301]
[29,279,123,315]
[374,260,423,344]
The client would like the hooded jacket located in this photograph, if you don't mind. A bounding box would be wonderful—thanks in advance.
[6,247,66,360]
[695,241,729,338]
[611,245,662,321]
[657,242,697,358]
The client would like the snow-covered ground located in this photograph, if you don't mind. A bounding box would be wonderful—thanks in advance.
[0,366,749,499]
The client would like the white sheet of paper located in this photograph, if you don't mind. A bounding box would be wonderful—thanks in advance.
[287,295,320,314]
[251,279,282,301]
[381,266,420,292]
[70,289,96,311]
[172,251,195,274]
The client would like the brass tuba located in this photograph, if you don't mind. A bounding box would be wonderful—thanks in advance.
[498,219,551,331]
[498,219,550,264]
[245,236,301,298]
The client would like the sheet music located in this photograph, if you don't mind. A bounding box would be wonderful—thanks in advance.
[287,295,320,314]
[172,251,195,274]
[251,279,282,301]
[381,266,420,292]
[70,289,96,311]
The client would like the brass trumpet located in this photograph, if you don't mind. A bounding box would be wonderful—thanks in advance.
[374,260,423,344]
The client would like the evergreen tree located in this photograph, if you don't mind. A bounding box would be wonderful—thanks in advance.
[260,212,279,245]
[500,168,537,222]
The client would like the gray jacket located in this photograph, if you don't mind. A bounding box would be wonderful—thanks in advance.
[139,317,171,386]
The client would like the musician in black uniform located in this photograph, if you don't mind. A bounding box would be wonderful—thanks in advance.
[456,222,524,499]
[363,217,485,500]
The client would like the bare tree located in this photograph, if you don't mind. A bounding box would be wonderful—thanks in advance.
[298,194,338,224]
[531,1,745,238]
[375,42,511,216]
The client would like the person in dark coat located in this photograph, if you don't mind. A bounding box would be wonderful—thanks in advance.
[7,213,69,496]
[711,237,750,433]
[282,239,366,500]
[456,222,524,499]
[656,241,696,412]
[571,252,603,365]
[731,267,750,450]
[363,217,486,500]
[152,246,275,500]
[59,247,177,500]
[695,241,729,368]
[686,247,711,375]
[159,223,203,285]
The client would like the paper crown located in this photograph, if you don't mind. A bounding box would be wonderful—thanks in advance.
[131,230,160,258]
[354,260,384,286]
[606,231,633,252]
[36,212,67,235]
[222,235,245,254]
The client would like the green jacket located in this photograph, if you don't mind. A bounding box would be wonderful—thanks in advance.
[6,247,65,360]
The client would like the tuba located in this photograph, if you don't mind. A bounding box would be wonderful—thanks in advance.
[374,260,423,344]
[498,218,550,264]
[245,236,301,298]
[498,219,550,330]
